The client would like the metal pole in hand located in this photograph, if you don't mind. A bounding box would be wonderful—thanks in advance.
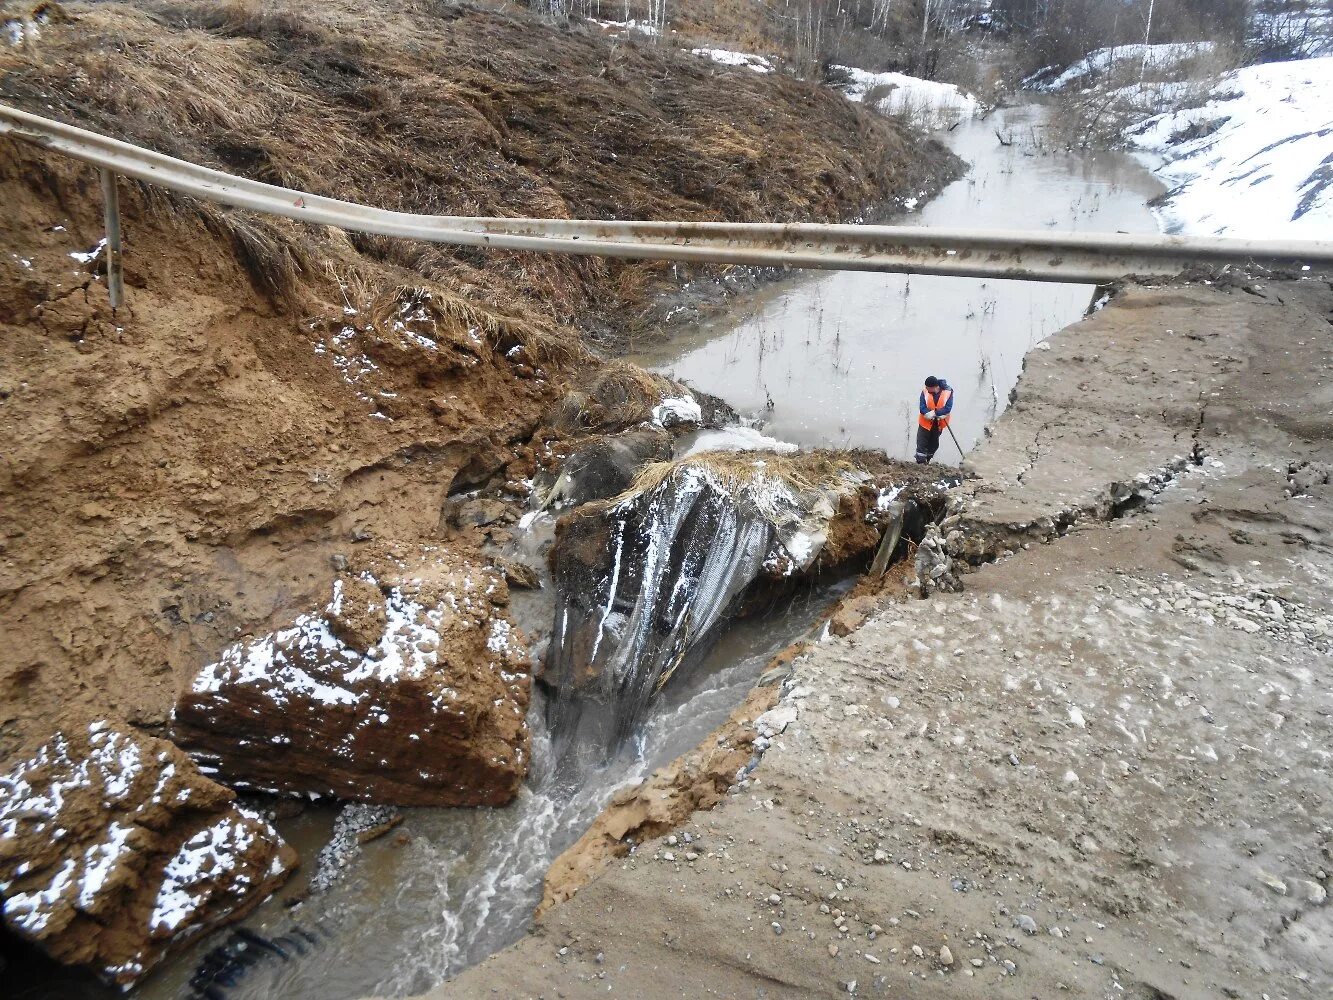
[946,424,964,459]
[99,168,125,310]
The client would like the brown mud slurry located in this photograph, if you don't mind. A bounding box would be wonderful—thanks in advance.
[0,0,953,767]
[434,276,1333,999]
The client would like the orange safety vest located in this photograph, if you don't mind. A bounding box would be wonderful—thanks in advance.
[918,387,952,430]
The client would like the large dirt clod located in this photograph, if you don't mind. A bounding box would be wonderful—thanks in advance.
[0,715,296,987]
[173,563,532,807]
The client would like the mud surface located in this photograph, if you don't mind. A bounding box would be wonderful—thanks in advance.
[430,276,1333,998]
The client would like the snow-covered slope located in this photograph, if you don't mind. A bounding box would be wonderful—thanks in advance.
[1027,42,1216,92]
[1128,56,1333,238]
[837,65,980,129]
[683,49,978,129]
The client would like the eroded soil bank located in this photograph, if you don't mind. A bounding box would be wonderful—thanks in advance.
[431,273,1333,999]
[0,0,960,991]
[0,0,954,770]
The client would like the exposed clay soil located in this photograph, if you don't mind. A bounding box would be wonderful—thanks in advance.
[431,277,1333,999]
[0,1,954,767]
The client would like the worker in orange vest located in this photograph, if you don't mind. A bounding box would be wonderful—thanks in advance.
[915,375,953,464]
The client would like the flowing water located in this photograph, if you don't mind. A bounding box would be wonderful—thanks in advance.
[19,102,1165,1000]
[628,102,1164,460]
[116,577,845,1000]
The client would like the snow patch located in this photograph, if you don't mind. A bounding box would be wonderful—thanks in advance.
[1126,56,1333,239]
[69,238,107,264]
[590,18,660,38]
[836,65,979,129]
[681,425,798,459]
[690,48,774,74]
[652,394,702,428]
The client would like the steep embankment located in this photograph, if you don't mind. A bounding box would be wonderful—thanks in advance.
[1033,43,1333,238]
[0,0,949,767]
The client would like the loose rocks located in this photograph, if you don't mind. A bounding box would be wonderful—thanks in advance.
[912,524,961,596]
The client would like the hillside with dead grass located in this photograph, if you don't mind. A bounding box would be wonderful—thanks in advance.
[0,0,954,765]
[2,0,950,331]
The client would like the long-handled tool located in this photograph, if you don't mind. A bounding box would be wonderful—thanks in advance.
[945,423,964,459]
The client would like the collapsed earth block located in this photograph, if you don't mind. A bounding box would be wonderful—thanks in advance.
[174,561,532,807]
[0,715,295,987]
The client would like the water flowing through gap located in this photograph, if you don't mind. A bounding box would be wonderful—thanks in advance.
[80,101,1166,1000]
[133,574,852,1000]
[627,103,1165,459]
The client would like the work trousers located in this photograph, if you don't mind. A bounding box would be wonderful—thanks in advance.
[915,424,942,464]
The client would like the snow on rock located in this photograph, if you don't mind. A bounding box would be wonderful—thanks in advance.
[651,393,703,429]
[1026,42,1216,92]
[836,65,980,129]
[690,47,774,73]
[1125,56,1333,238]
[173,560,532,807]
[0,716,294,987]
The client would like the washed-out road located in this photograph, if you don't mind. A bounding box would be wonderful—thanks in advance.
[427,276,1333,999]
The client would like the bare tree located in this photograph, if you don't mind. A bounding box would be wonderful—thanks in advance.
[1140,0,1157,79]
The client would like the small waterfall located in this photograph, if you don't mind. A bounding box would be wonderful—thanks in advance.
[543,459,851,763]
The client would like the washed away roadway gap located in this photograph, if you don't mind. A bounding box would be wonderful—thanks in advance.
[431,277,1333,999]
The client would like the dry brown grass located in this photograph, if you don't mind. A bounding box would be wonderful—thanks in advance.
[587,360,674,404]
[0,0,936,345]
[623,450,862,505]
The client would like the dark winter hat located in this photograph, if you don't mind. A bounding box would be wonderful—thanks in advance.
[924,376,940,388]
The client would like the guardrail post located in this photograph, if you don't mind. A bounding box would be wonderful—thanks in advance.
[99,168,125,310]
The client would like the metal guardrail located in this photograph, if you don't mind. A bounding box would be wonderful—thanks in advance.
[4,101,1333,307]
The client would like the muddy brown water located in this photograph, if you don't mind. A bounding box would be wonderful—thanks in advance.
[13,102,1164,1000]
[628,103,1164,460]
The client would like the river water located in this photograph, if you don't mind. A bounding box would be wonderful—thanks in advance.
[20,102,1163,1000]
[628,102,1164,460]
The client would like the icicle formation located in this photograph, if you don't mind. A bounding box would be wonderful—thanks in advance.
[545,460,820,760]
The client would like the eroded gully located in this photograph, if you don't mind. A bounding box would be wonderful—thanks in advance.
[70,101,1165,1000]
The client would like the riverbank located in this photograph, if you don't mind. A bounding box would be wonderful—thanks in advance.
[431,272,1333,998]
